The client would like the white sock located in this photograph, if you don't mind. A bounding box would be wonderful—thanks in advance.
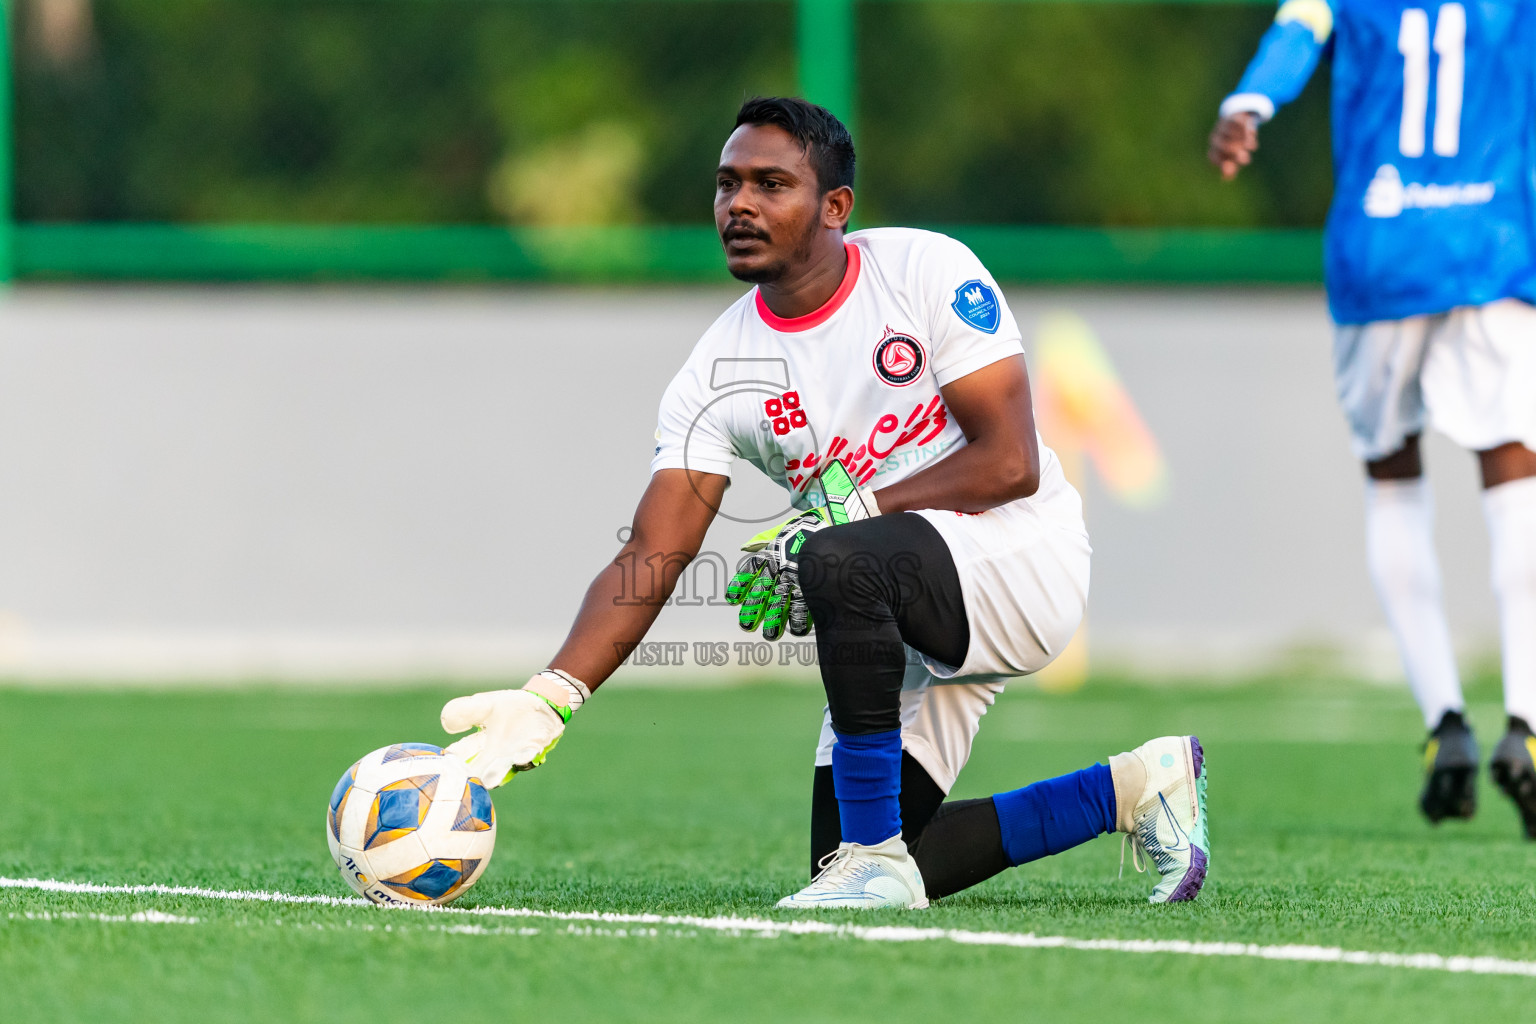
[1365,478,1464,728]
[1483,476,1536,726]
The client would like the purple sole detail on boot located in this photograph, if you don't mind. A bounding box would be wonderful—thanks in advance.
[1168,845,1207,902]
[1190,736,1204,778]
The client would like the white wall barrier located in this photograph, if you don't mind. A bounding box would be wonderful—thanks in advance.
[0,286,1494,682]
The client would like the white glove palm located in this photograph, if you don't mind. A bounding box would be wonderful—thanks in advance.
[441,688,566,789]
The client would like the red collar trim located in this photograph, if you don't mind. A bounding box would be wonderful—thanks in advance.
[754,243,861,332]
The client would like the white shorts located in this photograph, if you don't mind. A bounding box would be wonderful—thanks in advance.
[913,448,1092,682]
[1333,298,1536,462]
[812,451,1091,793]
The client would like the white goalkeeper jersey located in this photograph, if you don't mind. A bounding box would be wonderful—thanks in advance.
[651,227,1077,527]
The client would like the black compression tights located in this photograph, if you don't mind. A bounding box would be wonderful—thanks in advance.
[798,512,970,735]
[800,513,1011,899]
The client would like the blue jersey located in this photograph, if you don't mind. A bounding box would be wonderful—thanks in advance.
[1225,0,1536,323]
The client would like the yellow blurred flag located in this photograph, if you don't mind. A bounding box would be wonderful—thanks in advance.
[1033,310,1167,508]
[1032,311,1167,691]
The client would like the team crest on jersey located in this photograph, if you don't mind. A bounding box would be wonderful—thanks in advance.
[872,331,926,387]
[951,280,1000,334]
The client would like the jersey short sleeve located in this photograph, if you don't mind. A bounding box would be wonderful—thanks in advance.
[916,235,1027,387]
[1222,0,1334,121]
[650,348,737,480]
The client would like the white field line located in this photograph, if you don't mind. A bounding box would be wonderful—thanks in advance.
[3,875,1535,978]
[7,909,198,924]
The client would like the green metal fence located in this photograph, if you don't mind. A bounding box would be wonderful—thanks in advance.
[0,0,1315,284]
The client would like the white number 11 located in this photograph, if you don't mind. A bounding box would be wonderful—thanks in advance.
[1399,3,1465,158]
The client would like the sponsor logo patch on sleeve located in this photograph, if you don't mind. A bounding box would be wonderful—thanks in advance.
[951,280,1000,334]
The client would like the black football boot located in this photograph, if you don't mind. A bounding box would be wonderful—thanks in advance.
[1420,710,1479,824]
[1490,716,1536,840]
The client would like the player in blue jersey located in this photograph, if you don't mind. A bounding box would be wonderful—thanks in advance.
[1211,0,1536,834]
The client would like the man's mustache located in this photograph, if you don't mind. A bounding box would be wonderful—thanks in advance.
[723,221,770,242]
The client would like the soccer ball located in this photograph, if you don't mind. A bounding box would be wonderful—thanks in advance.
[326,742,497,907]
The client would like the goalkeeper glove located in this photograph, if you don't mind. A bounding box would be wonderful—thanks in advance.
[440,670,590,788]
[725,459,879,641]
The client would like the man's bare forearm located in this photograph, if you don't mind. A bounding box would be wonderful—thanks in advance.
[875,434,1038,515]
[544,469,727,691]
[874,356,1040,515]
[546,543,692,690]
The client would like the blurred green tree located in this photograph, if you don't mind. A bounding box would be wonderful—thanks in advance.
[859,2,1332,227]
[12,0,1330,229]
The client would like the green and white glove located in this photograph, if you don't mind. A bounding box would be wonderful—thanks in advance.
[440,670,590,788]
[725,459,879,641]
[727,509,822,641]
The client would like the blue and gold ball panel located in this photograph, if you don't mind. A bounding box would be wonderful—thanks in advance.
[381,742,444,763]
[452,779,495,832]
[328,761,359,842]
[363,774,440,850]
[381,858,482,903]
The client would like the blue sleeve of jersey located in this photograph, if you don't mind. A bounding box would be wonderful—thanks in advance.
[1234,19,1328,110]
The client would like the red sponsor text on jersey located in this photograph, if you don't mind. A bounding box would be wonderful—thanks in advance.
[784,394,949,490]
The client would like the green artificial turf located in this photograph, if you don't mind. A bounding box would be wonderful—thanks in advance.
[3,674,1535,1022]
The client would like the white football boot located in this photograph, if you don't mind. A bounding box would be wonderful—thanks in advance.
[775,835,929,910]
[1120,735,1209,903]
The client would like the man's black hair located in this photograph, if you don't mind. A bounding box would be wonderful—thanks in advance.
[734,96,855,194]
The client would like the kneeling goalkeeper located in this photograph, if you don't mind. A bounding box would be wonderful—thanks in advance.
[440,97,1208,909]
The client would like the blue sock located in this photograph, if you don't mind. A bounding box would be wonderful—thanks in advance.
[831,728,903,846]
[991,762,1117,867]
